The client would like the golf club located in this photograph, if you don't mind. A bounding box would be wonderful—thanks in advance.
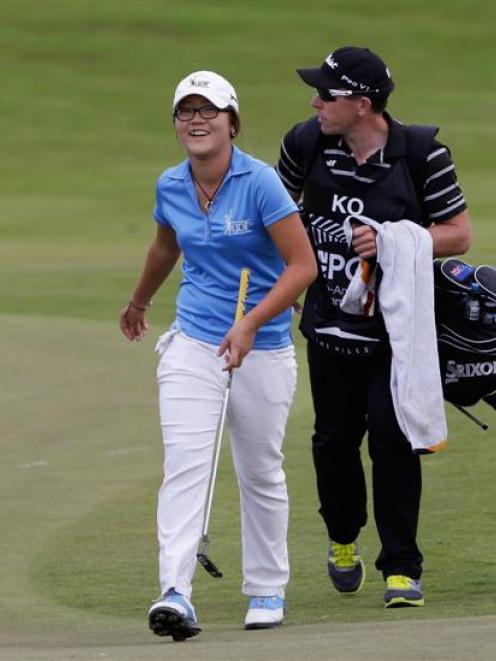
[451,402,488,431]
[197,267,251,578]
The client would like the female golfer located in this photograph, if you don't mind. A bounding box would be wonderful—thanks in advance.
[120,71,316,641]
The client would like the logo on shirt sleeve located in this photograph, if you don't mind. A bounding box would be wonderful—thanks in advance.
[224,209,251,235]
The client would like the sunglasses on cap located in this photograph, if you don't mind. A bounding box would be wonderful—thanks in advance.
[316,87,381,102]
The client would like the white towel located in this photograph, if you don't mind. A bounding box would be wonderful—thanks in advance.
[341,215,447,453]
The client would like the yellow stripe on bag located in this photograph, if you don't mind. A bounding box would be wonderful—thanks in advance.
[235,268,251,322]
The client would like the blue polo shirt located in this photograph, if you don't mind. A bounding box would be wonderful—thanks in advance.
[154,146,298,349]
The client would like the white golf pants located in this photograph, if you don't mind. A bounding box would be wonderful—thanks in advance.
[155,329,297,600]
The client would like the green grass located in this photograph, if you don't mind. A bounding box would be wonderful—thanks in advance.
[1,0,496,649]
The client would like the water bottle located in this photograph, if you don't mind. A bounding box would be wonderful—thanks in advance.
[465,282,481,321]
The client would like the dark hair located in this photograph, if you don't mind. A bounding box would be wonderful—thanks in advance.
[367,79,395,113]
[229,108,241,137]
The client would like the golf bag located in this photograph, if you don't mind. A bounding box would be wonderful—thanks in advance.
[434,258,496,410]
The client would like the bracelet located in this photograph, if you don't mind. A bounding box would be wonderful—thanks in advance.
[128,299,152,312]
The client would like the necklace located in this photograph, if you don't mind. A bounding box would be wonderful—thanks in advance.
[191,168,227,211]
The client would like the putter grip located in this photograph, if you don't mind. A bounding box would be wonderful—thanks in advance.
[235,268,251,322]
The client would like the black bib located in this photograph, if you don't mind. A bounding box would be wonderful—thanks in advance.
[298,122,432,359]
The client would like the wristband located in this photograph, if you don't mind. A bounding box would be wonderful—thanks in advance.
[128,299,151,312]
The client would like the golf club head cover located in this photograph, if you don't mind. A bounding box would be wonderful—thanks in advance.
[475,265,496,302]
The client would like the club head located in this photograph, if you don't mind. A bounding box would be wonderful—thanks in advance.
[475,265,496,302]
[197,552,223,578]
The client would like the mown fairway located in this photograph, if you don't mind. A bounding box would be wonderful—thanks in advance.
[1,1,496,659]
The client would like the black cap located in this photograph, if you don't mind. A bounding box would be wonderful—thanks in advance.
[297,46,394,94]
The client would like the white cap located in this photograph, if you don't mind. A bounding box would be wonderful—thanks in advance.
[173,70,239,115]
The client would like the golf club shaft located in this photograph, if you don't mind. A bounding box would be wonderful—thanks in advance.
[451,402,488,430]
[200,372,232,539]
[199,268,251,542]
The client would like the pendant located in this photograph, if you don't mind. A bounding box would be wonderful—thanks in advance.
[205,200,212,211]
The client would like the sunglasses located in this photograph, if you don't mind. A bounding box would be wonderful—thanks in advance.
[316,88,381,102]
[174,104,228,121]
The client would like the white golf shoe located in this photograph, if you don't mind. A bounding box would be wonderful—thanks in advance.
[148,588,201,642]
[244,595,285,630]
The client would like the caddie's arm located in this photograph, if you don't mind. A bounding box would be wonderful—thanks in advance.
[352,209,472,260]
[428,209,471,257]
[120,225,181,342]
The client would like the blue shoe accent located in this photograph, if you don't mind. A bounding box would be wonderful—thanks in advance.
[148,589,201,641]
[244,596,285,629]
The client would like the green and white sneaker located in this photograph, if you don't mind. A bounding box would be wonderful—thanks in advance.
[327,540,365,594]
[384,575,424,608]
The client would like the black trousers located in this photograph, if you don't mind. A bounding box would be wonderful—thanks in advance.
[307,340,423,580]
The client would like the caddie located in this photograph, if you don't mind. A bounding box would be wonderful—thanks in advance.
[276,46,471,607]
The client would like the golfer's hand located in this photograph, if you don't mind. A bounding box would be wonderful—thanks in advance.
[218,318,257,371]
[119,302,150,342]
[352,223,377,259]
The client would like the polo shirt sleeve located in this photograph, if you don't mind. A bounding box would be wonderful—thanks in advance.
[275,125,305,196]
[153,176,171,227]
[253,165,299,228]
[422,140,467,223]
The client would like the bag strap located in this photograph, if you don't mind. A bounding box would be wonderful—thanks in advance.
[404,124,439,203]
[294,116,322,177]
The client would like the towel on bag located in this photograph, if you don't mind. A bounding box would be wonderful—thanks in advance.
[341,216,447,453]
